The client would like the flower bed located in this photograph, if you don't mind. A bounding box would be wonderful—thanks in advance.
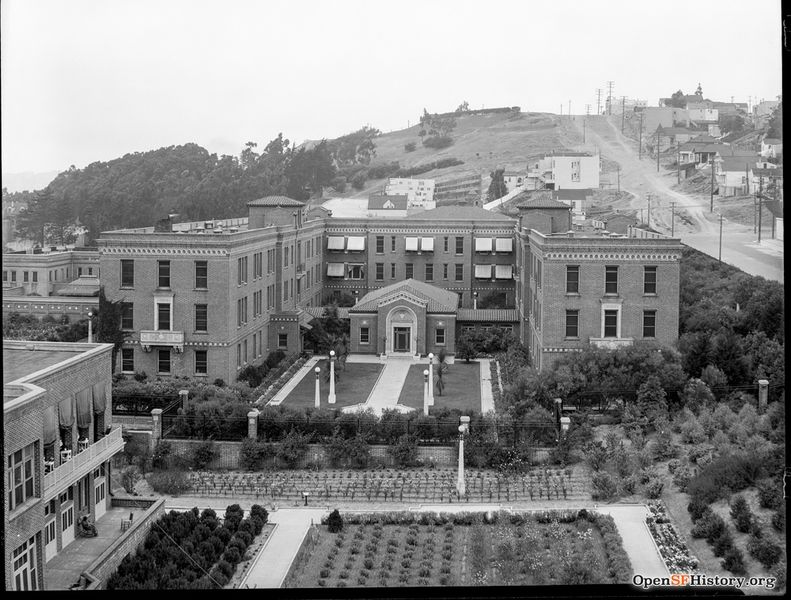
[106,504,269,589]
[646,500,699,573]
[287,509,629,587]
[257,354,308,405]
[490,360,503,410]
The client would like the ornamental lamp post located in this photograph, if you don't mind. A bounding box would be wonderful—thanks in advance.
[428,353,435,406]
[473,292,478,310]
[87,311,93,343]
[457,416,470,497]
[423,369,430,416]
[314,367,321,409]
[328,350,336,404]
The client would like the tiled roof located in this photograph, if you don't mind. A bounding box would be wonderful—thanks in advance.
[719,156,758,172]
[456,309,519,322]
[54,276,100,297]
[404,206,514,221]
[303,306,350,319]
[367,194,408,210]
[247,196,305,207]
[350,279,458,313]
[517,195,572,209]
[753,167,783,178]
[763,138,782,145]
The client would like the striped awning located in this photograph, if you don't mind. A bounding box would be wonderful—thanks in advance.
[405,237,419,251]
[475,237,493,252]
[495,265,513,279]
[421,237,434,251]
[474,264,492,278]
[327,263,345,277]
[327,236,345,250]
[347,236,366,251]
[495,238,513,252]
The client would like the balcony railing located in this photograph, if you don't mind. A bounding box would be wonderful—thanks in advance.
[43,426,125,494]
[590,337,635,350]
[139,330,185,352]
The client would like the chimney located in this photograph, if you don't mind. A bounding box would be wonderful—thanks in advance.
[758,379,769,413]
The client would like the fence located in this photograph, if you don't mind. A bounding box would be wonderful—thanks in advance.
[113,393,179,417]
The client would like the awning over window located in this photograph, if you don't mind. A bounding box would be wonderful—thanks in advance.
[327,263,345,277]
[327,236,345,250]
[346,236,366,251]
[44,406,58,446]
[405,237,419,251]
[76,387,93,428]
[58,397,74,428]
[475,237,493,252]
[421,237,434,251]
[495,238,513,252]
[92,382,107,414]
[475,264,492,278]
[495,265,513,279]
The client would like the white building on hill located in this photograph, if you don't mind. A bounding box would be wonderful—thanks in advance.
[385,178,436,209]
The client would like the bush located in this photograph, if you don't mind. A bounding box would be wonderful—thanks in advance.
[672,464,695,492]
[191,440,218,469]
[771,507,785,532]
[151,441,173,471]
[422,135,453,149]
[712,529,734,557]
[276,430,311,468]
[146,469,192,495]
[757,478,784,510]
[327,509,344,533]
[747,534,783,569]
[388,434,419,467]
[721,547,746,576]
[644,478,664,499]
[591,472,619,501]
[404,142,416,152]
[729,495,754,533]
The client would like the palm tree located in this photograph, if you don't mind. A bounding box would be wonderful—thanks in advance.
[434,349,449,396]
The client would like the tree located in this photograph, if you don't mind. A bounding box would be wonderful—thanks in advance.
[456,101,470,112]
[285,141,337,200]
[434,349,449,396]
[766,102,782,139]
[487,168,509,201]
[96,287,128,372]
[455,331,478,363]
[669,90,686,108]
[695,83,703,97]
[327,509,344,533]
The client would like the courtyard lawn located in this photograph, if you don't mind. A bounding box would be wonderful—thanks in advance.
[286,512,626,588]
[281,360,384,409]
[397,361,482,413]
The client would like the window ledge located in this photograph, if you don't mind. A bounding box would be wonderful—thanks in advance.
[7,497,41,521]
[565,293,580,297]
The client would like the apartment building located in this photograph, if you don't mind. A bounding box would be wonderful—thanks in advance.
[4,341,123,590]
[531,152,600,190]
[433,173,482,204]
[2,249,101,297]
[384,178,436,209]
[516,228,682,371]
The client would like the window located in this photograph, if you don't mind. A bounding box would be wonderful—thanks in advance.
[565,310,579,338]
[603,310,618,337]
[435,328,446,345]
[243,340,248,364]
[376,236,384,253]
[195,304,208,331]
[455,236,464,254]
[121,260,134,287]
[237,344,241,368]
[157,303,171,330]
[443,264,448,279]
[566,265,579,294]
[2,271,6,282]
[87,268,93,276]
[195,261,208,288]
[360,327,370,344]
[390,264,396,278]
[157,261,170,288]
[425,263,433,281]
[605,266,618,295]
[121,348,134,372]
[158,349,171,373]
[444,237,449,252]
[455,264,464,281]
[23,271,29,283]
[643,310,657,338]
[375,263,384,281]
[391,236,396,252]
[32,272,37,283]
[7,444,35,511]
[11,536,38,591]
[644,266,657,294]
[405,263,413,279]
[12,271,17,282]
[237,256,248,285]
[278,333,288,349]
[284,247,289,267]
[121,302,134,330]
[347,264,364,280]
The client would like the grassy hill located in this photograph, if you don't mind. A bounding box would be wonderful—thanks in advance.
[322,110,584,201]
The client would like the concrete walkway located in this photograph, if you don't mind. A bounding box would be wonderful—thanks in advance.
[479,359,495,414]
[265,356,321,406]
[360,358,414,415]
[597,505,669,579]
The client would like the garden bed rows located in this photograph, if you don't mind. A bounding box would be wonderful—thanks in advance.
[184,468,592,503]
[286,510,631,588]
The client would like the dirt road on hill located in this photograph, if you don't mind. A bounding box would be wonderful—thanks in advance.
[574,115,782,282]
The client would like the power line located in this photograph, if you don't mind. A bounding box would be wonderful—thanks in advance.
[596,89,602,115]
[606,81,615,115]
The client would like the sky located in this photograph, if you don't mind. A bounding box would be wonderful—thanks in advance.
[1,0,783,175]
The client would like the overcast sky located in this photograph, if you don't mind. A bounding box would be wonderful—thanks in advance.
[1,0,783,174]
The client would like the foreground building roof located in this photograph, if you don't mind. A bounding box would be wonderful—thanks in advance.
[350,279,458,313]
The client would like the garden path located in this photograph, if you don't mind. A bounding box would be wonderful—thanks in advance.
[266,356,322,405]
[479,359,495,414]
[358,358,415,415]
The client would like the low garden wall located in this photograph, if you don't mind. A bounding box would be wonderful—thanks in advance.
[82,497,166,590]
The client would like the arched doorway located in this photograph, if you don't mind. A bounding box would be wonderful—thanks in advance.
[385,306,417,354]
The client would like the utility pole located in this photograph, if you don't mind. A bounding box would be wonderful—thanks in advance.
[656,131,661,172]
[621,96,627,132]
[718,213,723,262]
[677,146,681,184]
[606,81,615,115]
[560,104,563,118]
[640,208,645,224]
[568,100,571,118]
[757,193,763,243]
[670,202,676,237]
[647,194,651,229]
[638,113,644,160]
[616,165,620,193]
[745,163,750,195]
[710,159,715,211]
[596,89,602,115]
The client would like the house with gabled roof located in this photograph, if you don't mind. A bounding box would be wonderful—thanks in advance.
[367,194,408,217]
[761,138,783,159]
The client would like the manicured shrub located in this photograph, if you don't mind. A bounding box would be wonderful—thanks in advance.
[747,534,783,569]
[729,495,754,533]
[644,478,664,499]
[591,472,619,501]
[757,478,784,510]
[327,509,344,533]
[771,507,785,532]
[721,547,746,576]
[712,530,734,557]
[691,510,725,541]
